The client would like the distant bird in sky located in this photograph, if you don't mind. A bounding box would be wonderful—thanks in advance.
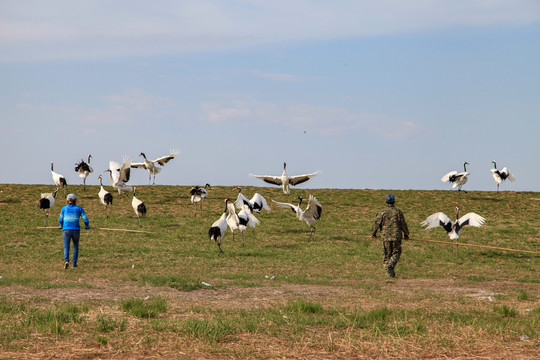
[441,161,470,192]
[421,206,486,250]
[74,154,93,190]
[234,186,270,213]
[227,200,260,246]
[190,184,211,209]
[490,160,516,192]
[272,194,322,240]
[38,187,58,226]
[208,198,229,253]
[250,162,320,194]
[131,187,146,226]
[98,175,113,218]
[131,149,179,185]
[50,161,67,196]
[105,157,132,196]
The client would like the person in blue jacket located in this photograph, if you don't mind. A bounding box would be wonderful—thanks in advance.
[59,193,89,269]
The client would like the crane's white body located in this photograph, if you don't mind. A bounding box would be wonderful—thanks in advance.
[131,149,179,185]
[235,187,270,213]
[272,194,322,239]
[490,161,515,192]
[227,202,259,245]
[39,188,59,226]
[131,187,146,226]
[98,175,113,217]
[75,154,93,189]
[190,184,210,208]
[107,157,132,195]
[208,198,230,253]
[441,162,469,191]
[251,162,319,194]
[421,206,485,241]
[50,161,67,195]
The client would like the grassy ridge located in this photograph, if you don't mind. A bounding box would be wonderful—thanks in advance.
[0,184,538,358]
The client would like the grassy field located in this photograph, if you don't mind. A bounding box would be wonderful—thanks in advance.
[0,184,538,359]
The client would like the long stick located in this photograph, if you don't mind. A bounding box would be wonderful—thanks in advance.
[37,227,157,235]
[407,238,539,255]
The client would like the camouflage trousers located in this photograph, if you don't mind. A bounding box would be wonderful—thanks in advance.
[382,241,402,277]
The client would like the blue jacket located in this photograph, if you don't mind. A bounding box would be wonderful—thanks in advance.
[59,204,89,230]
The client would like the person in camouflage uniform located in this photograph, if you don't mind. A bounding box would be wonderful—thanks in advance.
[371,194,409,277]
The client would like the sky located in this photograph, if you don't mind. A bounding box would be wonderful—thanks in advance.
[1,0,539,191]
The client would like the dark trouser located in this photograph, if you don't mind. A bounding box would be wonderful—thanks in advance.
[382,240,402,276]
[63,230,80,266]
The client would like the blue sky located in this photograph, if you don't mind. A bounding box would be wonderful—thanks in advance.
[1,1,539,191]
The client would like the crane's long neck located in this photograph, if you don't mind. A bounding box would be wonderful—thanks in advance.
[492,161,497,169]
[51,162,54,171]
[455,207,460,221]
[99,176,103,186]
[88,155,92,164]
[463,163,467,172]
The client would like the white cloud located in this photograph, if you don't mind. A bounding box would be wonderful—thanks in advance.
[200,97,425,138]
[1,0,539,61]
[252,70,304,82]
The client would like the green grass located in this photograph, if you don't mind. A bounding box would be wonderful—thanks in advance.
[0,184,539,358]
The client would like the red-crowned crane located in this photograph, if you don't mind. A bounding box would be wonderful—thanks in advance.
[226,200,259,246]
[190,184,211,209]
[105,157,132,196]
[208,198,230,253]
[131,187,146,226]
[250,162,319,194]
[51,161,67,196]
[441,161,470,192]
[38,188,59,226]
[234,186,270,213]
[97,175,113,218]
[272,194,322,240]
[490,160,516,192]
[131,149,179,185]
[74,154,93,190]
[421,206,486,251]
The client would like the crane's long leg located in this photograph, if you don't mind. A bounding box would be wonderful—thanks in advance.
[45,212,49,227]
[137,215,141,226]
[217,238,224,253]
[241,231,244,247]
[309,226,316,241]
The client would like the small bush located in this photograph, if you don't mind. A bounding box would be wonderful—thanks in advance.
[122,297,167,319]
[493,305,518,317]
[517,289,528,301]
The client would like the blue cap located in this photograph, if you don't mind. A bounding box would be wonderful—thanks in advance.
[67,194,77,201]
[385,194,395,203]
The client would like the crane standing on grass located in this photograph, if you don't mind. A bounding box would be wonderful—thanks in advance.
[190,184,211,209]
[39,188,59,226]
[490,160,516,192]
[272,194,322,240]
[74,154,94,190]
[131,187,147,226]
[131,149,179,185]
[97,175,113,218]
[51,161,67,196]
[441,161,470,192]
[235,186,270,213]
[106,157,132,196]
[208,198,230,253]
[226,200,260,246]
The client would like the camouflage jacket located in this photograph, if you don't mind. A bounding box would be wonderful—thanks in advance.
[371,204,409,241]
